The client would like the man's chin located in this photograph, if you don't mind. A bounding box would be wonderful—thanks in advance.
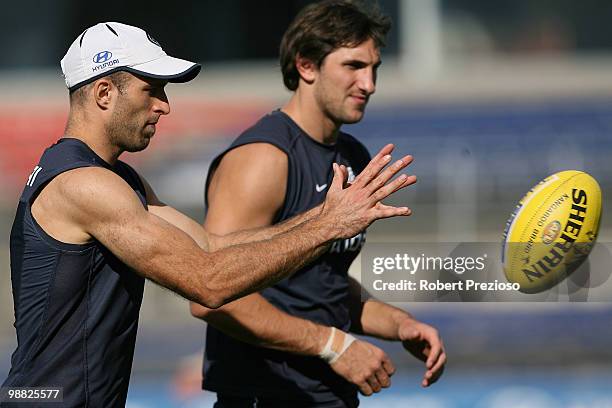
[124,137,151,153]
[341,111,366,125]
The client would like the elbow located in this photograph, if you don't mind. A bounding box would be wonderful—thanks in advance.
[191,255,242,311]
[203,296,225,310]
[195,296,224,312]
[190,302,210,319]
[190,291,228,316]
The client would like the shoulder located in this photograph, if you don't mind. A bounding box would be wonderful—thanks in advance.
[54,165,123,189]
[205,113,292,206]
[54,166,146,215]
[234,111,297,153]
[31,166,147,242]
[213,143,288,189]
[214,111,292,185]
[207,142,288,219]
[206,142,288,228]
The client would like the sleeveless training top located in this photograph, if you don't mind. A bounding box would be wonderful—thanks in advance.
[203,111,370,404]
[2,138,147,407]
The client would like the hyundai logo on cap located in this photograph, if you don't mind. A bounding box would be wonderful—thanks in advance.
[93,51,113,64]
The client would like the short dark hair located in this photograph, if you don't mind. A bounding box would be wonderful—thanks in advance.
[69,71,132,105]
[279,0,391,91]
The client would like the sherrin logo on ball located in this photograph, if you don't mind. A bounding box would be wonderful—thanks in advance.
[501,170,602,293]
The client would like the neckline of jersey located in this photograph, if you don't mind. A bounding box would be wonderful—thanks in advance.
[274,109,341,151]
[58,137,115,169]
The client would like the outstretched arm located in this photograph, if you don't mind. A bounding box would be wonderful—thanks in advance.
[32,144,413,310]
[141,171,322,253]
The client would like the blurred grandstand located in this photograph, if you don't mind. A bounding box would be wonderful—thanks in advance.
[1,1,611,407]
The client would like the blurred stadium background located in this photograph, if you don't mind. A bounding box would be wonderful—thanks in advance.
[1,1,611,407]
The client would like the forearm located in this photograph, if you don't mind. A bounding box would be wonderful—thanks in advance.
[202,215,333,307]
[148,204,328,305]
[354,299,415,340]
[192,294,329,355]
[209,204,322,250]
[149,204,210,251]
[347,277,415,339]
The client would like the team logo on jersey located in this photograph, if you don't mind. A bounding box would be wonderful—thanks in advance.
[329,231,366,254]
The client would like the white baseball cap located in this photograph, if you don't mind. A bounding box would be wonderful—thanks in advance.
[61,22,201,91]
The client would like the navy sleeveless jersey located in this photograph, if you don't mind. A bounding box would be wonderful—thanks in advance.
[2,138,147,407]
[203,110,371,404]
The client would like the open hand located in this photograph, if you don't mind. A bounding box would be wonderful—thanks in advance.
[321,144,416,240]
[399,319,446,387]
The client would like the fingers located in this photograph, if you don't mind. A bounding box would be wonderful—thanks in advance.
[367,144,395,167]
[391,174,417,194]
[432,361,446,383]
[358,380,374,396]
[370,173,416,204]
[421,326,443,369]
[431,344,446,375]
[409,325,445,387]
[366,353,394,394]
[332,340,395,397]
[339,165,350,188]
[371,203,412,219]
[425,339,442,371]
[377,143,395,158]
[424,354,446,387]
[423,343,446,387]
[329,163,346,192]
[366,376,381,394]
[320,147,415,241]
[366,155,413,196]
[360,371,386,396]
[382,354,396,377]
[375,367,392,388]
[351,153,392,188]
[361,366,393,396]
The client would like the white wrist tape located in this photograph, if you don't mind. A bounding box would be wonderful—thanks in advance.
[318,327,356,364]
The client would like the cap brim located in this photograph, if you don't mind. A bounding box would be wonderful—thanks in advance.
[67,56,201,92]
[128,55,201,83]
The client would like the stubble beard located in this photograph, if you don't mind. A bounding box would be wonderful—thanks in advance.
[315,80,365,126]
[106,99,151,153]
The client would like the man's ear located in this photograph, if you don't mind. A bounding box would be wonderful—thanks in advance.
[92,78,114,110]
[295,54,317,85]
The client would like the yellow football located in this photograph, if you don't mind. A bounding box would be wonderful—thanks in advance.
[502,170,602,293]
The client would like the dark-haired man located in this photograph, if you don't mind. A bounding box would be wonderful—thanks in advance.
[1,21,413,407]
[191,1,446,407]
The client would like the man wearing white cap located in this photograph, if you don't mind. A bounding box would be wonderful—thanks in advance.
[1,22,414,407]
